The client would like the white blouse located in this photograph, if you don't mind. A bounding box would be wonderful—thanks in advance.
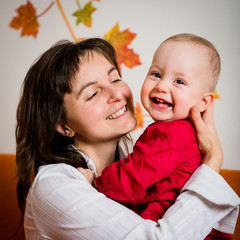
[24,160,239,240]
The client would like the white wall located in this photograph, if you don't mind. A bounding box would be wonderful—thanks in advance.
[1,0,239,169]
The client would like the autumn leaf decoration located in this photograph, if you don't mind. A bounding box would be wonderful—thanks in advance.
[9,1,142,75]
[104,23,141,70]
[214,91,220,99]
[73,1,96,27]
[9,1,54,38]
[133,102,144,131]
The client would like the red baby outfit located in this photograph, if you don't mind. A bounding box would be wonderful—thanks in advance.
[96,120,230,239]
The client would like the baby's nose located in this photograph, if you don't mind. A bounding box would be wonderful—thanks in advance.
[155,80,169,93]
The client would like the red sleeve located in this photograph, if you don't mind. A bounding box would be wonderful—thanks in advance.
[205,229,231,240]
[96,120,201,205]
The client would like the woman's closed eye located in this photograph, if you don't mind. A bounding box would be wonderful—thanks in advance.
[112,78,122,83]
[87,91,98,100]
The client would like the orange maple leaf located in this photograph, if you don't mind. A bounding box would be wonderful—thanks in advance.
[133,102,144,131]
[9,1,39,38]
[104,23,141,70]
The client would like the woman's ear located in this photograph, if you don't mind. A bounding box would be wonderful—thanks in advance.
[56,122,75,138]
[199,92,214,112]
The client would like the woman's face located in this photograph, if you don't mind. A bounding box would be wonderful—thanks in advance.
[63,52,136,145]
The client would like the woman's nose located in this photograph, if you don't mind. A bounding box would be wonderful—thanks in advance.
[155,80,169,93]
[106,85,122,103]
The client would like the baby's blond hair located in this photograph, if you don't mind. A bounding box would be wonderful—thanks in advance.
[162,33,221,92]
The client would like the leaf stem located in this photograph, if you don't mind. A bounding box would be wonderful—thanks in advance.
[37,2,55,18]
[55,0,78,42]
[76,0,81,10]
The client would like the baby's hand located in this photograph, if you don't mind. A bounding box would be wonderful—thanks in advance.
[78,167,96,187]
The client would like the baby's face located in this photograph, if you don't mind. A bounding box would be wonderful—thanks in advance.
[141,40,213,122]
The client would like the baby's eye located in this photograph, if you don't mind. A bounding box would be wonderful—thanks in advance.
[152,72,161,78]
[175,79,185,85]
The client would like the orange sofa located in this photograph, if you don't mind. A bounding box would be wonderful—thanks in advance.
[0,154,239,240]
[0,154,24,240]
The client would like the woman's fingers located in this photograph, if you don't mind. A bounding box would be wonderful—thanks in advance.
[190,105,204,132]
[77,167,96,186]
[190,102,223,172]
[190,102,214,128]
[78,167,87,174]
[201,101,214,124]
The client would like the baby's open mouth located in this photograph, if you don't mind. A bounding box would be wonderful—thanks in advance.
[151,98,173,107]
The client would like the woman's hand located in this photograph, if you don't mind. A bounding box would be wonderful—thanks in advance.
[190,102,223,172]
[78,167,97,188]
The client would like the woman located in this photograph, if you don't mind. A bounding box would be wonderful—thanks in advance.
[16,38,239,239]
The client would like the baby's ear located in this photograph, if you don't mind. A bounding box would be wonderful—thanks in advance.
[199,92,214,112]
[56,122,75,138]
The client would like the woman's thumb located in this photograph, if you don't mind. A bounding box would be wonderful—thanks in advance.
[190,105,203,131]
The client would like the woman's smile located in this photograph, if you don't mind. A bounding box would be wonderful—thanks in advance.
[63,52,136,144]
[106,105,127,120]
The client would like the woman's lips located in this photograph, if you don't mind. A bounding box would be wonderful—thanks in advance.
[106,105,127,120]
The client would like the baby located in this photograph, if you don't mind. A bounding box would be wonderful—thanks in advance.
[80,33,230,239]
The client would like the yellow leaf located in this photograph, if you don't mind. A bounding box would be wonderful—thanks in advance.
[73,1,96,27]
[214,91,220,99]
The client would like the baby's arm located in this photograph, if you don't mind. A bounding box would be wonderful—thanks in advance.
[78,167,96,188]
[96,120,199,203]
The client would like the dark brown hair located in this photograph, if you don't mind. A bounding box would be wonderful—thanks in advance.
[15,38,131,212]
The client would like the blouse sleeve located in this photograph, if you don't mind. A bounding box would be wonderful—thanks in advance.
[24,164,240,240]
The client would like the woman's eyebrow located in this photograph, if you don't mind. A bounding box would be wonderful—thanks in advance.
[108,67,117,75]
[77,67,117,97]
[78,81,97,96]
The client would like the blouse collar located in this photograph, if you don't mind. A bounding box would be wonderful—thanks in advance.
[71,144,126,174]
[71,144,97,174]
